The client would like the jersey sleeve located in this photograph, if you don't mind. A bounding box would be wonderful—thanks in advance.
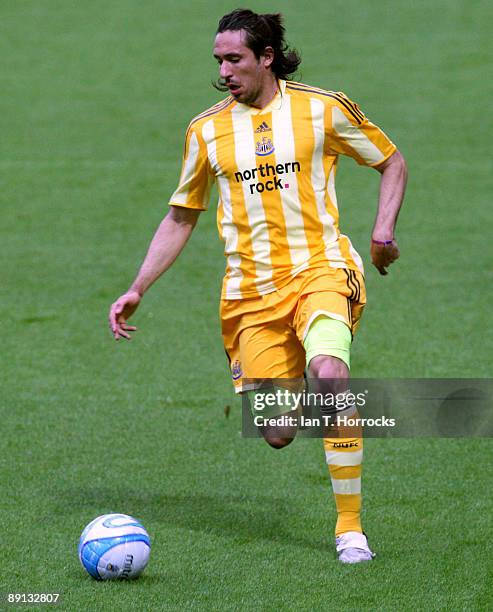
[169,123,214,210]
[325,92,396,167]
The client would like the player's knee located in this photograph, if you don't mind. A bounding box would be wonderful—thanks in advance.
[309,354,349,379]
[263,434,295,449]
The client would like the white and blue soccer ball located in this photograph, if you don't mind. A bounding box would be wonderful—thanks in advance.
[78,513,151,580]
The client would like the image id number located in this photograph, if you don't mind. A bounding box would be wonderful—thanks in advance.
[7,593,60,604]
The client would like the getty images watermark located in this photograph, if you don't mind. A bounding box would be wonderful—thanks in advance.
[241,379,493,438]
[251,388,395,429]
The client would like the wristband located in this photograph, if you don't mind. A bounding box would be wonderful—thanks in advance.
[371,239,394,246]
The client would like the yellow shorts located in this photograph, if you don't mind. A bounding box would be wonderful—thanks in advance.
[221,267,366,392]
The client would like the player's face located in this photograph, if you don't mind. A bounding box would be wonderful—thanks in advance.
[213,30,272,106]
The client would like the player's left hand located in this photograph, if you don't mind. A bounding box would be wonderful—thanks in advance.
[370,239,400,275]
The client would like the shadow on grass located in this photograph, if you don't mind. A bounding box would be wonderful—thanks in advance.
[57,488,326,553]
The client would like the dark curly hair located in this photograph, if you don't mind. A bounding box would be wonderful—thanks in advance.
[214,8,301,91]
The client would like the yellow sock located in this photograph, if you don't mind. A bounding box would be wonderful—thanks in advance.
[324,437,363,536]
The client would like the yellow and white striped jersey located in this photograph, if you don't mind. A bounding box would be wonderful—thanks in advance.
[170,79,396,300]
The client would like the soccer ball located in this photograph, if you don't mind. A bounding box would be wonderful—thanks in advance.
[78,513,151,580]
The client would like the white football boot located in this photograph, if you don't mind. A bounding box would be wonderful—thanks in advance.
[335,531,375,564]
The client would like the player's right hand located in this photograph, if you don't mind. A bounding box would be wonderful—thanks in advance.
[109,290,141,340]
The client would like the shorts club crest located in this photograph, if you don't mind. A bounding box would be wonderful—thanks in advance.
[231,360,243,381]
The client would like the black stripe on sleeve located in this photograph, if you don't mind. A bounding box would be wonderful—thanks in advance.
[188,97,234,131]
[286,84,365,125]
[334,92,365,122]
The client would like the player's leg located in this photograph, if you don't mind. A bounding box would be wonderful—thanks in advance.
[305,318,373,563]
[305,318,364,530]
[238,322,305,449]
[220,295,305,449]
[294,272,373,562]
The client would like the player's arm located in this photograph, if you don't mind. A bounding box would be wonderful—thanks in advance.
[325,93,408,275]
[109,206,200,340]
[371,149,408,275]
[109,120,212,340]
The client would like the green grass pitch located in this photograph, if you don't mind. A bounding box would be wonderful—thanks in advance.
[1,0,492,609]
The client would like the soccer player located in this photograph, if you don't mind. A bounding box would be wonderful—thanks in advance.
[109,9,407,563]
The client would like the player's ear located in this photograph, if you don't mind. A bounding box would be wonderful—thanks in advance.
[262,46,274,69]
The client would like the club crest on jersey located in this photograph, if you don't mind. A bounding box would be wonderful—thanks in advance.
[255,136,275,156]
[255,121,271,133]
[231,360,243,380]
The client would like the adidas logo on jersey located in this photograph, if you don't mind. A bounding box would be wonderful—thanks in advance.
[255,121,271,133]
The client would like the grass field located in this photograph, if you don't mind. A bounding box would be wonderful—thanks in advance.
[1,0,492,609]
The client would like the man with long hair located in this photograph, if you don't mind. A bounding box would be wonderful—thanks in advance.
[109,8,407,563]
